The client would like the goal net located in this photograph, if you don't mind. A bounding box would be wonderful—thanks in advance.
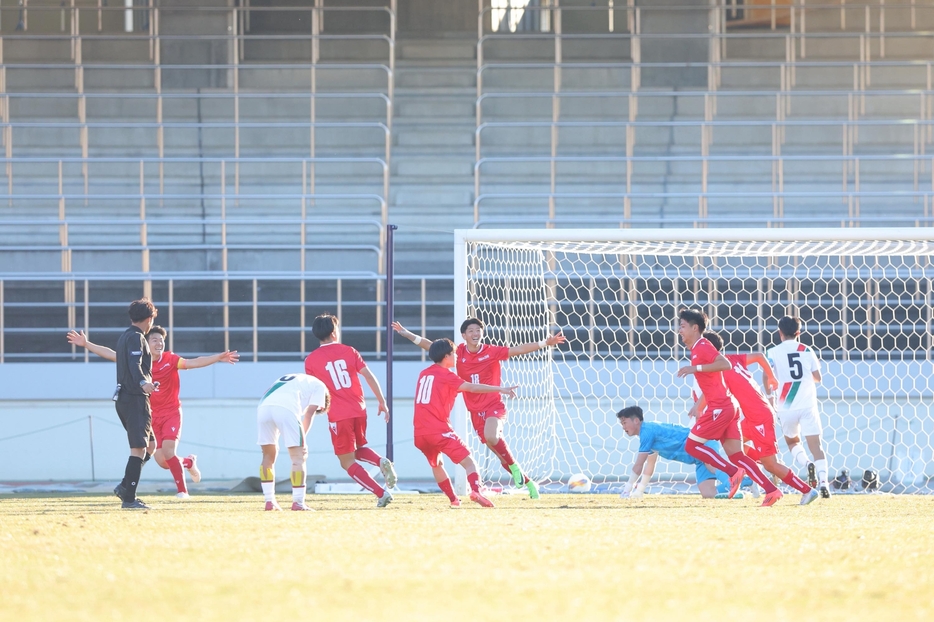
[453,228,934,495]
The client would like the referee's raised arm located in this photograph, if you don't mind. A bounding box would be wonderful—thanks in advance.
[113,298,158,510]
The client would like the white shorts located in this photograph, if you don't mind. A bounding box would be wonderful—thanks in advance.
[257,404,305,448]
[777,406,823,438]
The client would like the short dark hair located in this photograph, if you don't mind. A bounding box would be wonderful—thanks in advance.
[146,325,167,340]
[778,316,801,338]
[459,317,484,335]
[312,313,338,341]
[429,338,455,363]
[128,298,156,323]
[616,405,644,421]
[703,331,723,351]
[678,308,707,332]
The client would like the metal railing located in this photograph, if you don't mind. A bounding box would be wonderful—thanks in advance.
[0,273,451,363]
[475,2,934,227]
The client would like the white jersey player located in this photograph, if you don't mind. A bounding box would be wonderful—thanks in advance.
[256,373,330,511]
[767,316,831,498]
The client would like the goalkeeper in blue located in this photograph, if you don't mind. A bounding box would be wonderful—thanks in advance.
[617,405,735,499]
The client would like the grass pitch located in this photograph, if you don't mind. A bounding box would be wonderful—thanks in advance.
[1,493,932,622]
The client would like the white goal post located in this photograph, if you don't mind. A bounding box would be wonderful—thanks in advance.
[453,228,934,495]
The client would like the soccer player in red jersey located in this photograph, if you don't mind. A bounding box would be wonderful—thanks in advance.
[67,327,239,497]
[700,331,819,506]
[674,308,784,507]
[414,338,518,508]
[304,313,396,508]
[393,318,564,498]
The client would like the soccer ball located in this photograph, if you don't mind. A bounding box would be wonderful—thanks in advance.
[567,473,592,493]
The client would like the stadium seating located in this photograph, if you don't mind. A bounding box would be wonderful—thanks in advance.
[0,0,931,361]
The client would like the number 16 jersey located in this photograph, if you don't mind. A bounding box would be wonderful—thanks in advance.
[766,339,821,411]
[304,342,367,422]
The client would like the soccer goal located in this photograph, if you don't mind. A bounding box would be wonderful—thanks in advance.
[453,228,934,495]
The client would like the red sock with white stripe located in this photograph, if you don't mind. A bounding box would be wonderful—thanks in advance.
[729,453,778,493]
[354,447,383,467]
[438,478,457,503]
[166,456,187,493]
[684,439,738,476]
[182,456,194,469]
[347,463,386,498]
[467,472,481,494]
[781,469,812,493]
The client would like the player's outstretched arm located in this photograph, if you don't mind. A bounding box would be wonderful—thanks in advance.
[677,354,731,377]
[391,321,431,352]
[630,453,658,500]
[621,452,648,497]
[460,382,518,399]
[66,330,117,362]
[184,350,240,369]
[745,352,779,392]
[359,366,390,423]
[507,331,567,357]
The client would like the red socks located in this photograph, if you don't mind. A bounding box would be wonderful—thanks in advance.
[354,447,383,467]
[467,472,481,494]
[438,478,457,503]
[729,453,778,493]
[347,463,385,498]
[781,468,812,493]
[491,438,516,466]
[182,456,193,469]
[166,455,187,494]
[685,439,738,476]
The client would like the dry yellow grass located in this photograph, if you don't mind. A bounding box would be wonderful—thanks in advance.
[1,493,932,622]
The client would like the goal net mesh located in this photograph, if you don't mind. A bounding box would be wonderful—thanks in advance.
[462,235,934,494]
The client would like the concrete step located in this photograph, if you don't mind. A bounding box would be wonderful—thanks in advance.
[395,66,477,89]
[398,38,477,62]
[395,95,475,119]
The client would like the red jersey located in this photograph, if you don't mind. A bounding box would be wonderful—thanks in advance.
[690,338,732,410]
[454,343,510,413]
[151,351,184,416]
[304,342,367,422]
[413,364,467,437]
[723,354,775,426]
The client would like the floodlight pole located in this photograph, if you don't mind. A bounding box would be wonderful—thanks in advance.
[385,224,397,462]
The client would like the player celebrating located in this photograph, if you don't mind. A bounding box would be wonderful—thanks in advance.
[675,308,784,507]
[304,313,396,508]
[616,405,732,499]
[392,318,565,499]
[767,316,832,498]
[702,331,819,505]
[67,327,239,498]
[257,373,329,511]
[414,338,518,508]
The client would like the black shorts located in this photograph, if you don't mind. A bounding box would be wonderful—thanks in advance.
[115,394,153,449]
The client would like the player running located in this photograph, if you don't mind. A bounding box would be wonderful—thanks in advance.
[67,327,239,498]
[392,318,565,499]
[675,308,784,507]
[767,316,832,498]
[413,338,518,508]
[304,313,396,508]
[257,373,329,511]
[616,405,733,499]
[702,331,819,505]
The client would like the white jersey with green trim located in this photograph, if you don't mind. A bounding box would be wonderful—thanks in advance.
[766,340,821,411]
[259,373,328,415]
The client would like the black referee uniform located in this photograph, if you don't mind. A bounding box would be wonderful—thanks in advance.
[114,324,153,504]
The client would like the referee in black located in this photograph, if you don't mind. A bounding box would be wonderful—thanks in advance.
[113,298,158,509]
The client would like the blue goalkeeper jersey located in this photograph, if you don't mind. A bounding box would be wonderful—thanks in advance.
[637,421,696,465]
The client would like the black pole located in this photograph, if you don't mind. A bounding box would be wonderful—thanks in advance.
[385,224,397,462]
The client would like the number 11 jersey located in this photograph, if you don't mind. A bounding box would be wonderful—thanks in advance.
[304,342,367,421]
[766,339,821,411]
